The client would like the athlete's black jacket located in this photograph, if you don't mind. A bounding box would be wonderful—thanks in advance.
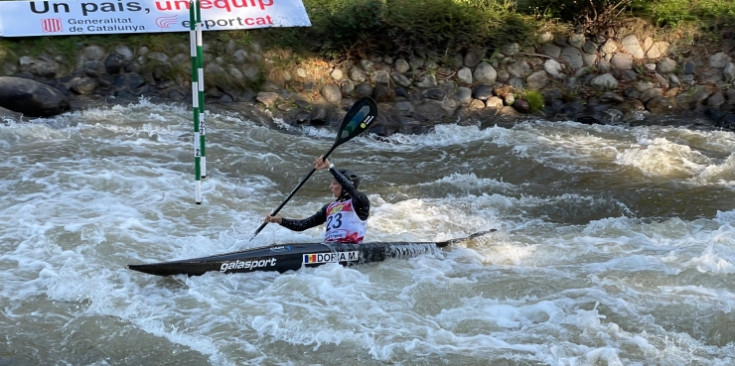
[279,168,369,231]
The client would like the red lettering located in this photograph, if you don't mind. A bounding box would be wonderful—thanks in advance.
[154,0,189,11]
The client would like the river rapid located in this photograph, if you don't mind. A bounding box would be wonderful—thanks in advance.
[1,98,734,365]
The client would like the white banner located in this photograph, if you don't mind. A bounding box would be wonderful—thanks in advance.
[0,0,311,37]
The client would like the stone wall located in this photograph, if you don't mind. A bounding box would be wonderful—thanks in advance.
[1,30,734,134]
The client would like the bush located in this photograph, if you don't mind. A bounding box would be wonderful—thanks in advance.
[522,89,545,113]
[263,0,733,59]
[629,0,735,27]
[292,0,537,56]
[517,0,633,35]
[517,0,735,30]
[303,0,386,55]
[382,0,533,53]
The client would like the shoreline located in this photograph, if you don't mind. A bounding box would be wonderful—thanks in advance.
[1,30,734,135]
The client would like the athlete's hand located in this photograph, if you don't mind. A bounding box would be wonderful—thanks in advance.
[265,214,282,224]
[315,156,331,170]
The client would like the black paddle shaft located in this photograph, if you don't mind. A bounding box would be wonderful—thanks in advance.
[250,145,335,237]
[249,97,378,241]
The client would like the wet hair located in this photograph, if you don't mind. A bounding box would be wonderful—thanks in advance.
[338,169,360,189]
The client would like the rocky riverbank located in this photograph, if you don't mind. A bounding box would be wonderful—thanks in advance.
[1,28,734,135]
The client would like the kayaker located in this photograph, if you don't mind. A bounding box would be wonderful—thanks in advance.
[264,156,370,244]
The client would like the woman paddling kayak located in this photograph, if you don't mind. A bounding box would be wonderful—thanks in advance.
[264,156,370,244]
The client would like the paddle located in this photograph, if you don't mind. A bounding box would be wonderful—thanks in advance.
[249,97,378,241]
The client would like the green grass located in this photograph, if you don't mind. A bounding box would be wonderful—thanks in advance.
[522,90,545,113]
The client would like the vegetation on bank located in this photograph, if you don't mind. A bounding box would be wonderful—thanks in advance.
[0,0,732,89]
[273,0,734,55]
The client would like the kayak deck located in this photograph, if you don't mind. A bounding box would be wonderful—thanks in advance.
[128,230,496,277]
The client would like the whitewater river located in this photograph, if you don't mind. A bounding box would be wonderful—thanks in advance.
[2,98,734,365]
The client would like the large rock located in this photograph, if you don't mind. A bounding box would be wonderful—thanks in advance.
[646,41,670,59]
[621,35,645,59]
[560,46,584,70]
[544,59,564,79]
[611,53,633,70]
[473,62,497,84]
[657,58,677,74]
[320,84,342,104]
[527,70,549,89]
[456,67,473,85]
[724,62,735,83]
[710,52,731,68]
[0,76,69,117]
[591,73,619,89]
[0,105,29,122]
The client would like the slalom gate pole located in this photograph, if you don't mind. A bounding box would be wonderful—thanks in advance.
[196,2,206,180]
[189,0,203,204]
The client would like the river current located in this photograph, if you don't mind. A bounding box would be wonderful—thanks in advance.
[1,98,734,365]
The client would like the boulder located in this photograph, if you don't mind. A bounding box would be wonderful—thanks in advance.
[391,71,412,88]
[456,67,473,85]
[0,105,29,123]
[320,83,342,104]
[544,59,564,79]
[621,35,645,59]
[454,86,473,106]
[471,84,494,101]
[646,41,670,59]
[0,76,69,117]
[591,73,619,89]
[710,52,731,68]
[646,96,675,114]
[560,47,584,70]
[657,58,677,74]
[473,62,497,84]
[724,62,735,83]
[527,70,549,89]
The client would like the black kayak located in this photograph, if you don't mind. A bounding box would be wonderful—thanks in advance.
[128,229,495,277]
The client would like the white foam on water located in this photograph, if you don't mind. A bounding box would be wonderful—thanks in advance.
[366,197,491,242]
[372,124,503,149]
[617,127,735,188]
[615,137,711,178]
[2,103,735,365]
[692,153,735,189]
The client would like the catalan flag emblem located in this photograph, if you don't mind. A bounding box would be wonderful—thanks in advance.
[41,18,62,33]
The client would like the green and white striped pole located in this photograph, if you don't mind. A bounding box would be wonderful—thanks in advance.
[189,0,205,204]
[195,1,206,181]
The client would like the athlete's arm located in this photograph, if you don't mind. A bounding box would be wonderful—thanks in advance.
[350,192,370,221]
[279,204,329,231]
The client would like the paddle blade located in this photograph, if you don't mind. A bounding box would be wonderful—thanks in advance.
[335,97,378,146]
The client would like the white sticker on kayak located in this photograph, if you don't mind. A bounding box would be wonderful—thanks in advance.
[303,251,359,264]
[220,258,276,272]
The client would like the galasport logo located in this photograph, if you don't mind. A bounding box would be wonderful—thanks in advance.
[219,257,276,272]
[303,251,359,264]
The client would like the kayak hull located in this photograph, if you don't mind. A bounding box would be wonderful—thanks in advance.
[127,230,496,277]
[128,241,441,277]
